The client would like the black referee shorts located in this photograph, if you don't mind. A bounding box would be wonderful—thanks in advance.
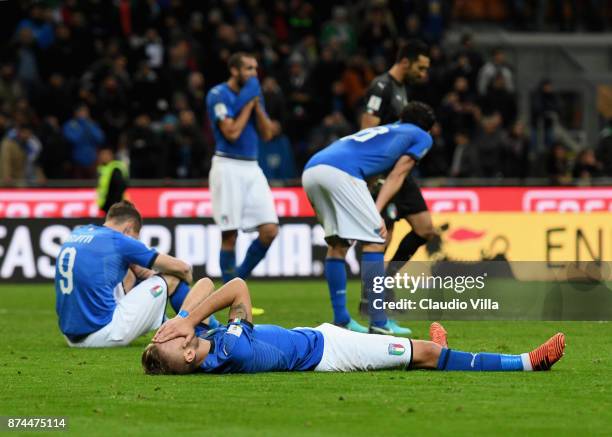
[382,174,428,226]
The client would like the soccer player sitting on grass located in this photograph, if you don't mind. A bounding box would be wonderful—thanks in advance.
[55,200,207,348]
[142,278,565,375]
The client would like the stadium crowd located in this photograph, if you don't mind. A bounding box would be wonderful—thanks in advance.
[0,0,611,186]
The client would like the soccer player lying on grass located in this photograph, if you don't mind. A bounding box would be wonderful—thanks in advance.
[142,278,565,375]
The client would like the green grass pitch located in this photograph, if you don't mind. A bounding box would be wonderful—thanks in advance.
[1,281,610,436]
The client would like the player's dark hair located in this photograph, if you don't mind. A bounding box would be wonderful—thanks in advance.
[395,39,429,64]
[399,101,436,131]
[106,200,142,232]
[227,52,254,71]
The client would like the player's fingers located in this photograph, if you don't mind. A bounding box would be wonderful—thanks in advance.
[182,332,194,348]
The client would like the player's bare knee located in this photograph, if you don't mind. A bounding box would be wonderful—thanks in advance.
[327,245,348,259]
[411,340,442,369]
[195,277,214,291]
[258,224,278,245]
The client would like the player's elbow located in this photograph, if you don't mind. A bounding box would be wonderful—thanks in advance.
[261,130,273,142]
[176,261,193,283]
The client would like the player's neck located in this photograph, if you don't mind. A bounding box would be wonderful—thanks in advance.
[388,65,404,84]
[227,78,241,93]
[194,338,212,367]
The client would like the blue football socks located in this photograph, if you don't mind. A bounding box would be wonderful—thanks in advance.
[325,258,351,325]
[437,348,528,371]
[362,252,387,328]
[220,249,237,283]
[236,238,270,279]
[169,281,190,314]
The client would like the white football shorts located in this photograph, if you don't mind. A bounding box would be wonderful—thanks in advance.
[313,323,413,372]
[64,275,168,348]
[302,164,384,244]
[209,155,279,232]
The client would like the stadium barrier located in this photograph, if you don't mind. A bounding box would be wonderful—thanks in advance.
[1,187,610,281]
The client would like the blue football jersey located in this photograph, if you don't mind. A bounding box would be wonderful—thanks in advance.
[304,123,432,179]
[55,225,158,338]
[198,320,324,373]
[206,83,265,159]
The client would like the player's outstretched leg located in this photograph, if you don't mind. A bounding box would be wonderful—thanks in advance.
[429,322,448,348]
[430,332,565,371]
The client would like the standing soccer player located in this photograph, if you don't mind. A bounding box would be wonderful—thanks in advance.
[302,102,435,334]
[206,53,278,315]
[55,201,194,347]
[360,40,433,328]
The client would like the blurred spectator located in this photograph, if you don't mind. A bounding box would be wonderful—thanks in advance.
[14,4,54,50]
[596,121,612,175]
[63,104,105,179]
[41,24,80,79]
[477,48,514,95]
[12,27,42,97]
[573,149,602,180]
[420,122,449,177]
[450,129,480,177]
[175,109,207,178]
[321,6,356,57]
[341,55,375,114]
[359,5,395,59]
[308,111,353,157]
[186,72,206,122]
[96,74,130,145]
[1,124,43,185]
[282,53,313,145]
[480,73,517,128]
[531,79,561,149]
[502,120,530,178]
[132,61,164,117]
[33,73,73,122]
[259,76,295,180]
[125,113,165,179]
[473,113,507,177]
[38,116,71,179]
[0,63,23,112]
[96,146,128,213]
[548,143,571,185]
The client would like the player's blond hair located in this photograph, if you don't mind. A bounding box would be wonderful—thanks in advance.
[141,343,170,375]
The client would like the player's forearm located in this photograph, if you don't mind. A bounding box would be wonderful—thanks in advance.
[254,103,274,141]
[185,279,252,326]
[180,278,215,315]
[153,254,193,284]
[375,175,405,212]
[223,101,255,142]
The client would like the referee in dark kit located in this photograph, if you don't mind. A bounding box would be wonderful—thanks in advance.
[359,39,435,322]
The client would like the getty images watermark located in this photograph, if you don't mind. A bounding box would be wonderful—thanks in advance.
[370,272,495,311]
[362,261,612,321]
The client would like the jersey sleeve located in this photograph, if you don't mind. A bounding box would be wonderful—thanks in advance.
[206,88,235,124]
[405,128,433,161]
[115,234,158,268]
[363,79,390,119]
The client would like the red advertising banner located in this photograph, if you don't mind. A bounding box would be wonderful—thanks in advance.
[1,186,612,218]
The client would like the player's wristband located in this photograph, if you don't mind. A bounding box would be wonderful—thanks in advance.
[177,310,189,318]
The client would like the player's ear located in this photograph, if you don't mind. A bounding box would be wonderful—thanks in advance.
[184,348,196,364]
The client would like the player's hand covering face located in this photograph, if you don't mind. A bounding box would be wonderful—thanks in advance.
[153,316,195,347]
